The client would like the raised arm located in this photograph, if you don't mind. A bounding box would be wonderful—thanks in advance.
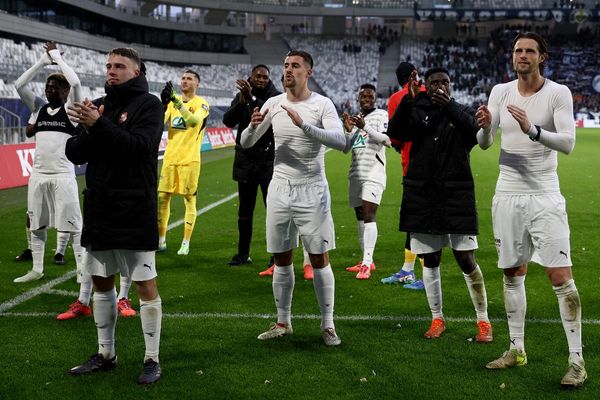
[15,49,51,112]
[536,85,575,154]
[295,100,346,151]
[240,101,272,148]
[46,43,82,103]
[476,85,501,149]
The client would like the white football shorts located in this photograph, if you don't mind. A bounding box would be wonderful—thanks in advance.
[492,193,572,268]
[266,177,335,254]
[410,232,478,255]
[348,179,385,208]
[27,176,82,232]
[84,249,157,281]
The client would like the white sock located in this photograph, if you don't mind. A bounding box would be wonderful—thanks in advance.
[463,265,489,322]
[140,296,162,363]
[312,264,335,330]
[56,230,70,255]
[181,240,190,246]
[423,266,443,319]
[26,225,31,249]
[72,231,92,305]
[272,264,295,326]
[553,279,583,363]
[357,220,365,252]
[94,290,117,359]
[158,236,166,246]
[118,275,133,300]
[31,229,46,274]
[362,222,377,265]
[71,231,84,274]
[303,248,311,266]
[78,273,93,306]
[504,274,526,352]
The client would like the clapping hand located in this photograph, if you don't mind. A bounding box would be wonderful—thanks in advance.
[161,81,175,106]
[476,105,491,129]
[250,107,268,129]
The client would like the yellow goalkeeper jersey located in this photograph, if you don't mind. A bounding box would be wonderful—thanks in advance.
[163,95,210,165]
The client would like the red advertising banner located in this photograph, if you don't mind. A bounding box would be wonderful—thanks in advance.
[205,127,236,149]
[0,142,36,190]
[2,127,236,190]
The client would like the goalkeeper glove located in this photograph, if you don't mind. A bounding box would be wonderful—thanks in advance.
[160,81,175,106]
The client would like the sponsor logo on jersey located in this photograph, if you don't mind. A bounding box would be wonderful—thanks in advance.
[37,121,66,128]
[352,133,367,149]
[172,116,187,129]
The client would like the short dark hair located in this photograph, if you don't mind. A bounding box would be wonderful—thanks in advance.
[425,67,450,81]
[286,50,313,68]
[109,47,141,68]
[46,73,70,89]
[251,64,270,73]
[512,32,548,74]
[395,62,416,86]
[359,83,376,92]
[184,69,200,82]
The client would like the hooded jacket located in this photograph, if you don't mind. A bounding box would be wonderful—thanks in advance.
[65,74,164,250]
[388,91,479,235]
[222,79,281,183]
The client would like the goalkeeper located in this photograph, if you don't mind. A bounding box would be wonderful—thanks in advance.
[157,70,210,255]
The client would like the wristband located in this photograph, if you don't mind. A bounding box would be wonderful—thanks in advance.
[529,124,541,142]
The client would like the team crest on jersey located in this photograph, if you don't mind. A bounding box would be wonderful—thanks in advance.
[119,112,128,124]
[189,107,195,113]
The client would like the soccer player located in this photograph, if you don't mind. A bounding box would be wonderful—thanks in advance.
[12,41,93,317]
[342,83,391,280]
[388,67,493,343]
[65,47,163,384]
[223,64,280,268]
[476,32,586,388]
[157,70,210,256]
[381,62,425,287]
[241,50,346,345]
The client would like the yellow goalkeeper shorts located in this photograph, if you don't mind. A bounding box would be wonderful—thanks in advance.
[158,162,201,195]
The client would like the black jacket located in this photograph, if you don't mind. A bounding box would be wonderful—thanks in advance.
[65,75,164,251]
[222,80,280,183]
[388,92,479,235]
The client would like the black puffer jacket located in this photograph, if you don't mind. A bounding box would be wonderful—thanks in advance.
[388,92,479,235]
[222,80,280,183]
[65,74,164,250]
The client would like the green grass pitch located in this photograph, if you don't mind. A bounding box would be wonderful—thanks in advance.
[0,129,598,399]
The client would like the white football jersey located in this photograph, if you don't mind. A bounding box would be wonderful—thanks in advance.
[348,108,388,186]
[485,79,575,194]
[28,103,77,178]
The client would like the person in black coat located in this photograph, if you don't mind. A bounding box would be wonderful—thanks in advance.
[388,67,493,343]
[223,65,280,267]
[65,48,164,385]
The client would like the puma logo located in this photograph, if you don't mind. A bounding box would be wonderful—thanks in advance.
[143,263,152,270]
[559,251,568,258]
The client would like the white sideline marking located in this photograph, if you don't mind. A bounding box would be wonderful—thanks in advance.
[1,193,239,313]
[46,289,80,298]
[1,311,600,326]
[0,271,76,313]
